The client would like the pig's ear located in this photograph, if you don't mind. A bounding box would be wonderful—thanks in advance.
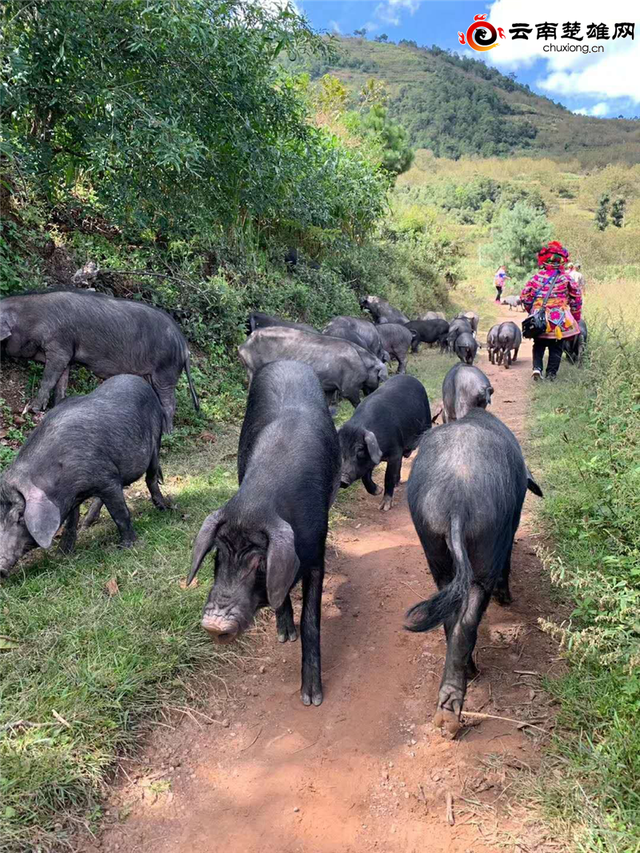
[0,315,11,341]
[22,485,61,548]
[188,508,225,584]
[266,520,299,611]
[364,430,382,465]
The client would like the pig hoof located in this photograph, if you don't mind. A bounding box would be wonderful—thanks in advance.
[119,536,137,549]
[373,485,383,496]
[277,627,298,643]
[492,587,512,606]
[301,688,323,707]
[433,708,461,736]
[380,498,393,512]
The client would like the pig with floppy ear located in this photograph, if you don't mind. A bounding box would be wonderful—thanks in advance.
[187,507,300,612]
[364,430,382,465]
[0,480,62,577]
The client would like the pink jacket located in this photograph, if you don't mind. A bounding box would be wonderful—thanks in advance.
[520,270,582,340]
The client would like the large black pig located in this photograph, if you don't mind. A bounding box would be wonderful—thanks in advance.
[0,375,169,578]
[188,361,340,707]
[405,409,542,734]
[0,289,198,433]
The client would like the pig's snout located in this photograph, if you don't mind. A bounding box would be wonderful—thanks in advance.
[201,612,240,644]
[340,472,354,488]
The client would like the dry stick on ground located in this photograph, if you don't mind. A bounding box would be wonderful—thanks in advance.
[446,791,455,826]
[239,726,263,752]
[462,711,548,733]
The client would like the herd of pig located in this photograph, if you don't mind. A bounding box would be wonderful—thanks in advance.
[0,287,543,732]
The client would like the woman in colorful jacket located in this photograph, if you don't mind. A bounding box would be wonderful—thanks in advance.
[520,241,583,382]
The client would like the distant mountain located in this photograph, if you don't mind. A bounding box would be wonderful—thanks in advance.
[305,37,640,165]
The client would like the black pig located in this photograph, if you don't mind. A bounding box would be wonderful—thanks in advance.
[405,409,542,734]
[405,319,450,354]
[0,375,168,578]
[338,375,431,511]
[0,289,198,433]
[188,361,340,707]
[442,364,493,422]
[454,331,478,365]
[376,323,413,374]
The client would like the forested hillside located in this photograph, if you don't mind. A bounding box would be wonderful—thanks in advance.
[304,37,640,164]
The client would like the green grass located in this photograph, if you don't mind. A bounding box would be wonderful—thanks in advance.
[526,291,640,853]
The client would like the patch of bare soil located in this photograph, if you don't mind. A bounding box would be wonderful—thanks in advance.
[88,307,564,853]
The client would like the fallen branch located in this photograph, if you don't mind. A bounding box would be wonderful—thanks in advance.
[52,710,71,728]
[446,791,455,826]
[0,719,48,732]
[239,726,263,752]
[462,711,547,733]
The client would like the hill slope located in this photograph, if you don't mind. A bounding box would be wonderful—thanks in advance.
[307,38,640,165]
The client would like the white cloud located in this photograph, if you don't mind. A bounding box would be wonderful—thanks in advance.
[574,101,610,116]
[360,0,421,33]
[484,0,640,103]
[329,19,341,34]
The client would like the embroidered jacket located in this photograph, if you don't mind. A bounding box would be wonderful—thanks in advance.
[520,270,582,340]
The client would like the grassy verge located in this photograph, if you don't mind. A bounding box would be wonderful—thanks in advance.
[527,280,640,852]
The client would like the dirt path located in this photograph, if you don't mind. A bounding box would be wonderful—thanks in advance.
[93,307,563,853]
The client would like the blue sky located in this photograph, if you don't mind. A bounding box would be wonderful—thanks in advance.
[296,1,640,118]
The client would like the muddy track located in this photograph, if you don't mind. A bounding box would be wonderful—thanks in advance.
[93,307,564,853]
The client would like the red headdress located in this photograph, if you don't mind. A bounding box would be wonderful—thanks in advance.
[537,241,569,269]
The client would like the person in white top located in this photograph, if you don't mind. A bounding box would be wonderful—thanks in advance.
[570,263,585,291]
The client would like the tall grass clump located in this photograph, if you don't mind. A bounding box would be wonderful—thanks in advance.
[528,280,640,852]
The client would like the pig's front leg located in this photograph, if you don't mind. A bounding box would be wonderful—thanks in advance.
[58,505,80,554]
[300,563,324,706]
[381,454,402,512]
[362,470,382,496]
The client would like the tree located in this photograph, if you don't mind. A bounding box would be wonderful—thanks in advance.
[595,194,610,230]
[349,105,414,176]
[359,78,389,108]
[488,202,552,279]
[611,197,626,227]
[374,34,389,42]
[1,0,387,242]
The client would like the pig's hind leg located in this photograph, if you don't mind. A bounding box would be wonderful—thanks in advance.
[100,484,137,547]
[145,452,171,510]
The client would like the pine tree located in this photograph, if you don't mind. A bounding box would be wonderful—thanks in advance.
[611,198,626,228]
[595,194,610,231]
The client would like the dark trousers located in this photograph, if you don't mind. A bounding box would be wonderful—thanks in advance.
[495,287,503,301]
[532,338,563,377]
